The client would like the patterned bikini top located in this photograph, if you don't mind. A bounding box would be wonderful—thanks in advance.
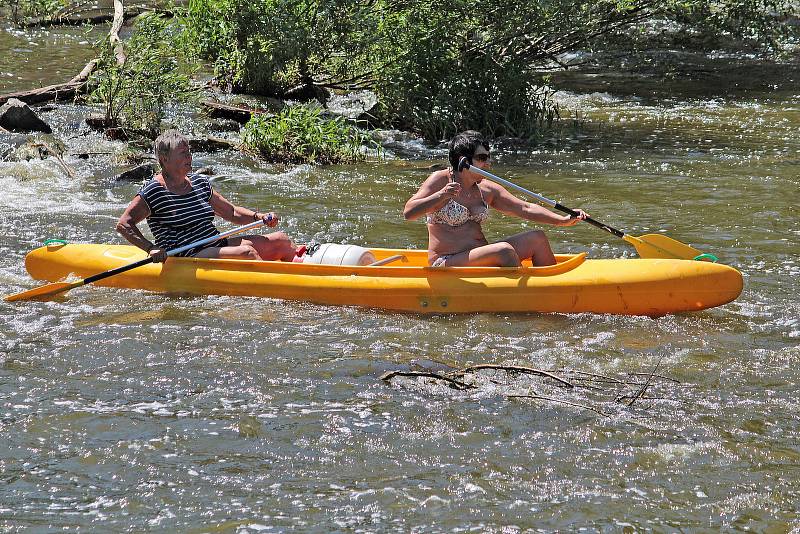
[427,186,489,226]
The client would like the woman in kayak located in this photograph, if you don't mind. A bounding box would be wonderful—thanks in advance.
[403,130,588,267]
[117,130,298,263]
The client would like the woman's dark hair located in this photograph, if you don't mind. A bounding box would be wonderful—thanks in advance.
[448,130,489,169]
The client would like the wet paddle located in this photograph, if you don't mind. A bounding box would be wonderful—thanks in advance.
[458,158,710,261]
[5,219,268,302]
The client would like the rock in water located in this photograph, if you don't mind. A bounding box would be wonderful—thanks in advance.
[0,98,52,133]
[117,163,156,182]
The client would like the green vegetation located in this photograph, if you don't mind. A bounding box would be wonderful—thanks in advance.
[10,0,795,158]
[242,104,377,164]
[179,0,798,141]
[89,13,197,138]
[0,0,63,24]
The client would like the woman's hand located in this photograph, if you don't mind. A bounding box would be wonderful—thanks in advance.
[149,248,168,263]
[439,181,461,200]
[259,212,279,228]
[561,209,588,226]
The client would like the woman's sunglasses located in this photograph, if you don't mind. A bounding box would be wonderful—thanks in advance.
[473,153,490,162]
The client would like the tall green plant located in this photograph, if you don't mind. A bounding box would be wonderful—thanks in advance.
[90,13,197,137]
[179,0,799,140]
[242,104,377,164]
[0,0,64,25]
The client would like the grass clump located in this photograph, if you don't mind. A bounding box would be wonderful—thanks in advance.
[242,104,377,164]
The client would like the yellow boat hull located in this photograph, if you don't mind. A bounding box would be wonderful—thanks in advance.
[22,243,743,316]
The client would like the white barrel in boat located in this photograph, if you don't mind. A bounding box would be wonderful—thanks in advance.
[302,243,377,266]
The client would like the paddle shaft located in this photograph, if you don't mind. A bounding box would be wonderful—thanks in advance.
[81,219,267,287]
[459,160,625,238]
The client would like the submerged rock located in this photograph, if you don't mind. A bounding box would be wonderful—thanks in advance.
[0,98,52,134]
[117,163,156,182]
[187,137,238,153]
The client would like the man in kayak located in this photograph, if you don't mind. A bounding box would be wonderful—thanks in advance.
[403,130,588,267]
[117,130,298,262]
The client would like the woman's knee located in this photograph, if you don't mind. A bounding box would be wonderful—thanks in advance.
[268,231,290,243]
[528,229,548,244]
[495,242,520,266]
[238,245,261,260]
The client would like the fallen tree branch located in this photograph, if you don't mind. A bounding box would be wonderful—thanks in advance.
[110,0,127,65]
[382,359,679,417]
[619,355,665,407]
[560,369,625,384]
[0,59,98,106]
[19,6,160,28]
[380,370,475,391]
[201,100,275,124]
[459,364,574,389]
[32,142,76,178]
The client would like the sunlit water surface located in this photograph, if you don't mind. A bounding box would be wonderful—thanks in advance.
[1,31,799,531]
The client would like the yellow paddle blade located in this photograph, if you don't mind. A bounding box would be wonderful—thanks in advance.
[4,281,83,302]
[624,234,704,260]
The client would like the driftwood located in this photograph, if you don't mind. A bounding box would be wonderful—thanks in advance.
[201,100,275,124]
[187,136,240,153]
[110,0,127,65]
[0,60,97,106]
[616,354,666,407]
[382,361,682,417]
[0,0,126,107]
[460,364,574,389]
[379,370,474,391]
[26,142,76,178]
[19,6,155,28]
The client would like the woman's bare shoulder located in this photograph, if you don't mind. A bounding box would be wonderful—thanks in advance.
[478,179,509,203]
[426,168,451,184]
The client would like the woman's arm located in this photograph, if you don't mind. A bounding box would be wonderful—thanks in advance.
[210,191,279,227]
[116,195,157,250]
[403,171,460,220]
[487,183,586,226]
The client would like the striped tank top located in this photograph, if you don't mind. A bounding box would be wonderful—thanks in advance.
[138,173,224,257]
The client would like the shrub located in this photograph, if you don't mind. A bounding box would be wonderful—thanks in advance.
[1,0,63,24]
[242,104,378,164]
[179,0,799,141]
[89,12,197,138]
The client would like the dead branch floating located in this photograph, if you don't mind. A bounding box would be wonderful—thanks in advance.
[619,354,666,407]
[460,364,574,389]
[379,370,474,391]
[382,362,681,416]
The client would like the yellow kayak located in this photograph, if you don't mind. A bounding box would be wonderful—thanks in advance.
[22,242,743,316]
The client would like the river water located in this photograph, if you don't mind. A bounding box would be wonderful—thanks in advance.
[2,25,800,531]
